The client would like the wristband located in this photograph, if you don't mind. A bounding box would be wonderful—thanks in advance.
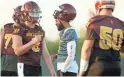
[80,59,89,72]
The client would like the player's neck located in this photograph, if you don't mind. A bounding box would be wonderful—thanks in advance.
[99,9,113,16]
[64,23,71,29]
[28,25,35,28]
[13,23,20,27]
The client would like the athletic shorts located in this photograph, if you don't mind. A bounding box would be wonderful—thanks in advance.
[1,70,17,76]
[85,61,121,76]
[57,70,77,76]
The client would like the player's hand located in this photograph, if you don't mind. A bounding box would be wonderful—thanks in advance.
[31,35,41,44]
[51,71,57,77]
[61,67,67,73]
[78,72,85,76]
[51,54,57,62]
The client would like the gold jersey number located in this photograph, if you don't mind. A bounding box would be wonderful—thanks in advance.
[4,34,12,49]
[32,43,40,52]
[99,26,123,50]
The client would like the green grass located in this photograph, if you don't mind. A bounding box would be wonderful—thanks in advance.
[45,39,59,54]
[76,38,84,54]
[46,38,84,55]
[46,38,124,57]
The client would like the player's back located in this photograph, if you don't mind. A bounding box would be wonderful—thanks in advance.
[87,15,124,62]
[85,15,124,76]
[1,23,18,72]
[3,23,15,55]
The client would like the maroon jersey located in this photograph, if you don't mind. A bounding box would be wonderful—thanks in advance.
[85,15,124,61]
[13,25,45,66]
[2,23,15,55]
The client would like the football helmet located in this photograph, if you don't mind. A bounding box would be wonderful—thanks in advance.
[95,0,115,12]
[53,3,76,22]
[21,1,41,23]
[13,5,23,24]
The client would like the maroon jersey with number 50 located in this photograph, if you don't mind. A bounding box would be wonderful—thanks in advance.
[85,15,124,62]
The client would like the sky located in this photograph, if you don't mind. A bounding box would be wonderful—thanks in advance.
[0,0,124,41]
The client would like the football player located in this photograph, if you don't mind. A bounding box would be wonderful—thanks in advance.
[1,5,23,76]
[79,0,124,76]
[12,1,56,76]
[52,3,79,76]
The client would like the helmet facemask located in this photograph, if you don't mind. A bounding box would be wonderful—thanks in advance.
[21,1,42,25]
[53,9,65,20]
[53,4,75,22]
[22,10,42,24]
[53,10,61,19]
[53,10,66,31]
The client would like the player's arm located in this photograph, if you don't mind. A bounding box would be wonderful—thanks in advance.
[51,53,57,62]
[79,40,94,76]
[0,28,5,52]
[12,27,41,56]
[79,28,96,76]
[12,35,41,56]
[12,35,34,56]
[62,41,76,72]
[42,38,56,76]
[61,29,78,72]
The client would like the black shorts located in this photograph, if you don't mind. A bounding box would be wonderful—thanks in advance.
[1,70,17,76]
[85,61,121,76]
[1,53,17,71]
[17,63,42,76]
[57,70,77,76]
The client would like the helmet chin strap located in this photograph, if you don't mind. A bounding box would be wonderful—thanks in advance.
[96,8,102,15]
[31,16,42,26]
[37,17,42,26]
[96,10,100,15]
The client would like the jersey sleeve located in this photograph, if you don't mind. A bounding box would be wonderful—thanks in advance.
[67,41,76,60]
[84,28,97,40]
[13,26,25,36]
[63,29,78,41]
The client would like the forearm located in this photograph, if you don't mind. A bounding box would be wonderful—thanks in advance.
[43,54,56,75]
[64,55,72,68]
[79,40,93,75]
[79,48,91,76]
[0,29,4,51]
[81,48,91,60]
[42,39,56,75]
[14,41,34,56]
[64,41,75,68]
[0,38,4,52]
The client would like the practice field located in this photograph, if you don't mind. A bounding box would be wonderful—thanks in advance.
[41,55,124,76]
[40,38,124,76]
[1,38,124,76]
